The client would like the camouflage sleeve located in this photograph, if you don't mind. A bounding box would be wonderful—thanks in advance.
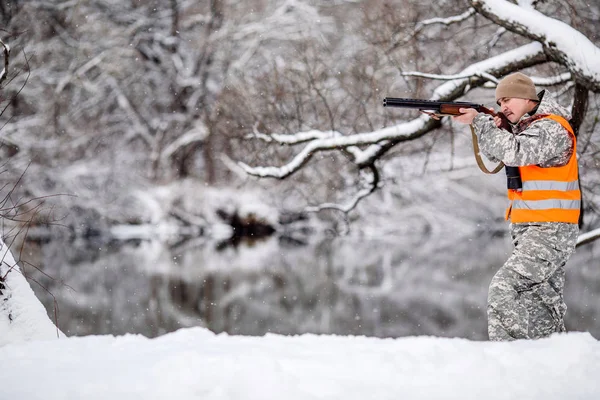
[472,113,573,167]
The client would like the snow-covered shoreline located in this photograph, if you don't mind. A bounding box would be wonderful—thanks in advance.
[1,327,598,400]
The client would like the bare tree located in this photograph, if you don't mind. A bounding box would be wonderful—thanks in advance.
[0,0,597,240]
[0,35,64,345]
[238,0,600,237]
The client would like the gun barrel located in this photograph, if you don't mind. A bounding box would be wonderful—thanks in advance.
[382,98,443,109]
[383,97,482,110]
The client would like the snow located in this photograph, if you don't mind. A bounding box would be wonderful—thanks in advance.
[2,235,600,400]
[239,115,432,178]
[1,327,599,400]
[415,7,476,30]
[239,40,548,180]
[576,227,600,247]
[0,240,64,347]
[474,0,600,82]
[1,2,600,398]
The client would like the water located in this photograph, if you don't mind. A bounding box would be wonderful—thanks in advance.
[28,231,600,340]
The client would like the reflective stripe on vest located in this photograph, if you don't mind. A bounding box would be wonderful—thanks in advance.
[521,180,579,191]
[506,114,580,224]
[512,199,580,210]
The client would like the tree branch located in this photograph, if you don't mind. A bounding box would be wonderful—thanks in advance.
[240,42,547,180]
[304,164,381,214]
[0,38,9,85]
[471,0,600,92]
[576,228,600,248]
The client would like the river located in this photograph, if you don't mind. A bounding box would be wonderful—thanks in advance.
[28,229,600,341]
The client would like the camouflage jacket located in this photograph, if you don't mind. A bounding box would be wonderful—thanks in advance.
[472,90,574,168]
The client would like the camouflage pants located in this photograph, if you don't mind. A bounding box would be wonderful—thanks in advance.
[487,222,578,341]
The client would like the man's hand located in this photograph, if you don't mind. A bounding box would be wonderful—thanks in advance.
[451,108,478,124]
[492,115,504,128]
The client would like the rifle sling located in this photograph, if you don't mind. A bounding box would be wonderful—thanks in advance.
[469,124,504,174]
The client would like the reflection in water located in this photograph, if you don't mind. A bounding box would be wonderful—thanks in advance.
[30,231,600,340]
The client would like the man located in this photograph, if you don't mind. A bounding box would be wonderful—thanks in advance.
[453,72,580,341]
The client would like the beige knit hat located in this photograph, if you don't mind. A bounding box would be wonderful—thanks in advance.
[495,72,538,103]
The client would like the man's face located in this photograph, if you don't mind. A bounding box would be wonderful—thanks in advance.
[497,97,536,123]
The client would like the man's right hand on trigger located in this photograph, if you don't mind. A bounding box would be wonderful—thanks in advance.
[493,115,504,128]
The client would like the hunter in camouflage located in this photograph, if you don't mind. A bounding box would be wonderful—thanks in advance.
[453,72,580,341]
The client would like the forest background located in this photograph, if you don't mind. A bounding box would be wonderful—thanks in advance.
[0,0,599,340]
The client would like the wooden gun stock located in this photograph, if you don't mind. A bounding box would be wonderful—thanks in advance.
[383,97,516,180]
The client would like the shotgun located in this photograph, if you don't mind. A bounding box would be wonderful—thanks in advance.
[382,97,521,189]
[382,97,505,122]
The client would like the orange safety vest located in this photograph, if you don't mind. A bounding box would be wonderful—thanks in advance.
[506,114,580,224]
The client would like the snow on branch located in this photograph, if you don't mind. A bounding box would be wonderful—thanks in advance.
[239,115,434,179]
[0,237,64,346]
[240,42,547,180]
[246,126,341,145]
[161,122,208,160]
[222,0,336,72]
[410,71,570,90]
[230,0,334,42]
[390,8,476,50]
[304,184,375,214]
[471,0,600,91]
[487,27,507,48]
[304,165,380,214]
[0,38,10,85]
[415,8,477,31]
[402,71,499,84]
[531,73,572,86]
[426,42,545,100]
[576,228,600,248]
[106,76,154,146]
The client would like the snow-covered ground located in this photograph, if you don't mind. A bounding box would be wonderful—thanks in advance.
[2,179,597,400]
[2,192,600,400]
[1,328,599,400]
[3,232,599,400]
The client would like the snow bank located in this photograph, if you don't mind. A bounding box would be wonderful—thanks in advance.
[0,239,63,347]
[0,327,598,400]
